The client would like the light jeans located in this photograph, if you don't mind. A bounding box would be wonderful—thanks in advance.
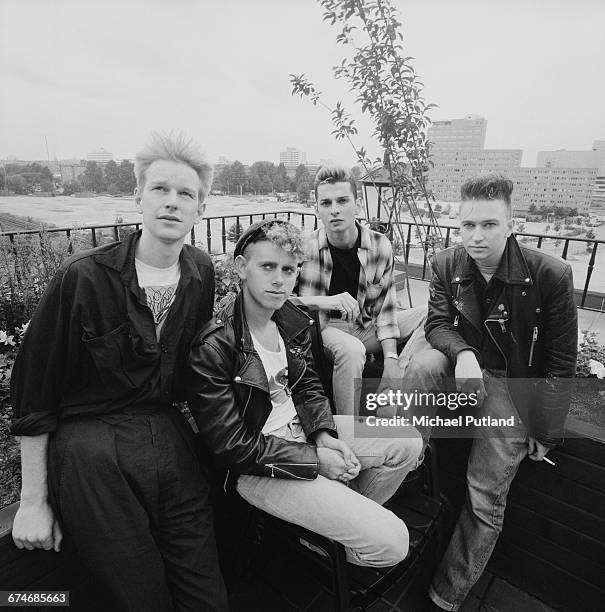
[321,306,431,415]
[429,370,529,611]
[236,415,423,567]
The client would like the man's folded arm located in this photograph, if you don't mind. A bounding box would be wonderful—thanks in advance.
[186,341,320,479]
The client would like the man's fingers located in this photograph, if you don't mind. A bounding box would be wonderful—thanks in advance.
[42,536,54,551]
[53,522,63,552]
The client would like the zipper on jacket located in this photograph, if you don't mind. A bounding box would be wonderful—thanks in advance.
[266,463,316,480]
[483,319,509,371]
[528,326,538,366]
[453,315,460,328]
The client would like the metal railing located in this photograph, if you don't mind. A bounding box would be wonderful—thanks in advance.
[2,213,603,310]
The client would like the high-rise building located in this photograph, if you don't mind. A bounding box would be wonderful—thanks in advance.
[429,149,522,202]
[428,114,487,154]
[86,148,114,164]
[536,141,605,206]
[427,115,521,201]
[512,167,596,213]
[279,147,307,170]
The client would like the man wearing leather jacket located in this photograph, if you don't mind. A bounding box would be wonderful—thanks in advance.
[187,219,424,567]
[424,174,577,611]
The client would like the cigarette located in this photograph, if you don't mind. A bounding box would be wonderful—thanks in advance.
[542,456,556,466]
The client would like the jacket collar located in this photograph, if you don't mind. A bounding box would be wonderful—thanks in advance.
[455,235,533,286]
[317,221,370,251]
[93,230,204,294]
[223,291,313,391]
[230,291,313,351]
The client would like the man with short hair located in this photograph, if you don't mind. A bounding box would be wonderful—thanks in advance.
[11,132,228,611]
[295,165,433,415]
[187,219,424,567]
[424,174,577,611]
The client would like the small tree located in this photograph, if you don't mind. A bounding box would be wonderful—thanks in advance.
[7,175,27,194]
[290,0,441,305]
[297,179,311,203]
[226,221,244,244]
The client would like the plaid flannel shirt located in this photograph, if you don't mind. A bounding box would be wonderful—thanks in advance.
[295,222,399,342]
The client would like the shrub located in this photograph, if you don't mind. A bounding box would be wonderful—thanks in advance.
[576,331,605,378]
[0,330,22,508]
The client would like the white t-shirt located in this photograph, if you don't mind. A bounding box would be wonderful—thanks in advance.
[250,330,297,435]
[135,257,180,338]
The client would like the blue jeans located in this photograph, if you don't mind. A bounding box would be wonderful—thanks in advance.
[321,306,431,415]
[429,370,529,611]
[236,415,423,567]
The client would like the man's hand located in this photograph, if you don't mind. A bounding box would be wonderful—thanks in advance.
[12,499,62,552]
[455,350,487,406]
[527,437,550,462]
[315,432,360,481]
[306,293,360,321]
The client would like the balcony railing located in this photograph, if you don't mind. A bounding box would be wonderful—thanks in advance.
[2,211,603,310]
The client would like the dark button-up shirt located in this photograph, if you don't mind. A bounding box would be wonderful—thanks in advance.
[10,230,214,436]
[474,266,506,372]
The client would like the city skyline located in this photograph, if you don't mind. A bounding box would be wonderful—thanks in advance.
[1,0,603,166]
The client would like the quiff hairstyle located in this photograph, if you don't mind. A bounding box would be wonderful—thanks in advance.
[234,220,305,263]
[313,165,358,202]
[460,173,514,217]
[134,131,213,207]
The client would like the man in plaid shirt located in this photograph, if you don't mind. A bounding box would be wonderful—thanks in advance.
[295,165,434,415]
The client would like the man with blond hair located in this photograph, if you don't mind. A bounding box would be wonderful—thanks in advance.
[11,132,227,611]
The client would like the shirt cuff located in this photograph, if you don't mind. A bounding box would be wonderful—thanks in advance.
[10,411,59,436]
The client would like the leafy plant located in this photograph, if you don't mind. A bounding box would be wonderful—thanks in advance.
[0,328,23,508]
[576,330,605,378]
[226,221,244,245]
[290,0,443,305]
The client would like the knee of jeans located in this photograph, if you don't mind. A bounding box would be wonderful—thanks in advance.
[407,348,450,381]
[330,334,366,365]
[385,431,424,470]
[377,516,409,566]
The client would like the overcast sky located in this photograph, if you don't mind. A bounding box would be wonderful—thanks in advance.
[1,0,603,167]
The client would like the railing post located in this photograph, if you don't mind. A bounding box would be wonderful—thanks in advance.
[66,229,73,254]
[581,242,598,308]
[113,225,119,242]
[221,217,226,254]
[562,239,569,260]
[206,219,212,253]
[537,236,543,249]
[405,223,412,264]
[445,227,451,248]
[91,228,97,248]
[422,224,430,280]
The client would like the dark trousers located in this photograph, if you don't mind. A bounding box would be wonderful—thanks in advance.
[48,408,228,612]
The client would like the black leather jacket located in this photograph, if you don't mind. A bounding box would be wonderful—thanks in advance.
[425,235,577,445]
[186,292,337,484]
